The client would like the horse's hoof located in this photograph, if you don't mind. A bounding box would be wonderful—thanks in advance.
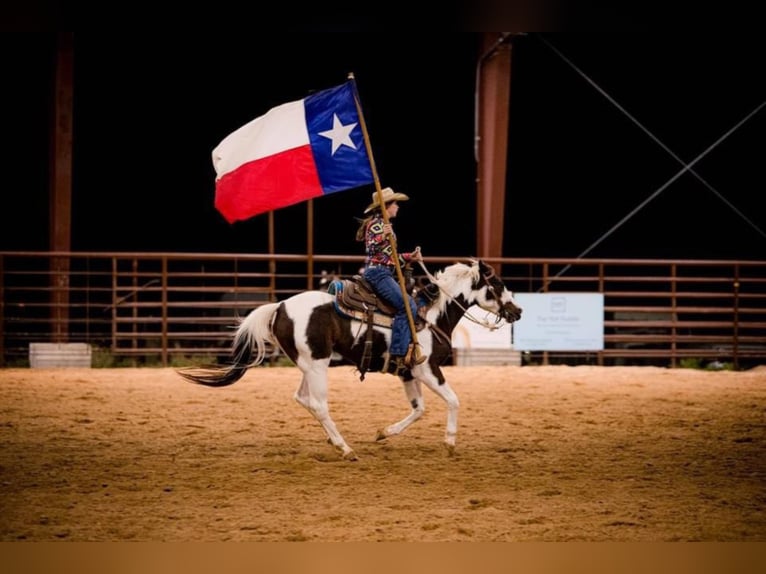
[443,443,456,457]
[375,429,387,442]
[343,450,358,461]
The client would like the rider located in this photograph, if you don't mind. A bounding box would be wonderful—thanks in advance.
[355,187,427,371]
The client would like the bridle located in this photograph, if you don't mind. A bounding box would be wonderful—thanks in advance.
[417,260,509,331]
[480,265,505,306]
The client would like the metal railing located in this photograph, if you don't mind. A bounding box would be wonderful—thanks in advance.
[1,251,764,368]
[493,257,766,368]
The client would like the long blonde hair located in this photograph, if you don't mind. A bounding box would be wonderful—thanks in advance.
[354,216,373,242]
[355,201,390,242]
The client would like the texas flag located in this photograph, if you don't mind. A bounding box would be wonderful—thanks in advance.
[212,80,374,223]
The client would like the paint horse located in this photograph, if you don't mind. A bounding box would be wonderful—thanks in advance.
[177,259,522,460]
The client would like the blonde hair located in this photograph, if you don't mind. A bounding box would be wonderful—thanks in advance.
[354,216,372,242]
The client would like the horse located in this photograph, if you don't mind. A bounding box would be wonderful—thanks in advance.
[177,259,522,461]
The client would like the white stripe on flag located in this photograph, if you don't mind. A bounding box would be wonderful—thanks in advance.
[212,99,309,179]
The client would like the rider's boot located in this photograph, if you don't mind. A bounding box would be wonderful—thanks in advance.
[403,344,427,369]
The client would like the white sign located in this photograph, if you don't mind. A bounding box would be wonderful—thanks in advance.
[512,293,604,351]
[452,305,512,349]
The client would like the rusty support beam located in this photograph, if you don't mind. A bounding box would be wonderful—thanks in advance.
[50,32,74,342]
[476,33,512,260]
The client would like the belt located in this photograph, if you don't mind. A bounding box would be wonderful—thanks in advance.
[367,263,395,270]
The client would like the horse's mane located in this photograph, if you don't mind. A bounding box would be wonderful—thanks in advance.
[429,259,481,315]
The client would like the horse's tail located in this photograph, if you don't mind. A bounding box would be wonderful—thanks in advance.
[177,302,280,387]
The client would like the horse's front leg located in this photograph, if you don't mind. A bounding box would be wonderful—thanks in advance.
[420,378,460,456]
[375,379,425,441]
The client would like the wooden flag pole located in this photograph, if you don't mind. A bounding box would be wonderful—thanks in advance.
[348,72,422,362]
[307,198,314,291]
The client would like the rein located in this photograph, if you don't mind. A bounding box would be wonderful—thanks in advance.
[416,261,506,331]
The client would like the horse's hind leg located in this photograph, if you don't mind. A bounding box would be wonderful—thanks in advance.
[294,365,357,461]
[375,379,425,442]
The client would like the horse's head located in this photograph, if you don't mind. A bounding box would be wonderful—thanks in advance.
[474,260,523,323]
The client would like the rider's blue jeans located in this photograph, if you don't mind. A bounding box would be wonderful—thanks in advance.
[363,265,418,357]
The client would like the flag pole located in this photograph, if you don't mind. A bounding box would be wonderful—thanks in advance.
[307,198,314,291]
[348,72,423,363]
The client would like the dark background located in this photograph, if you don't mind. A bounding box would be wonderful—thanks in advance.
[1,32,764,260]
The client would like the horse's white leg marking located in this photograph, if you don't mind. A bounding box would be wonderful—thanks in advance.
[419,376,460,455]
[293,359,357,461]
[293,374,312,410]
[376,380,424,441]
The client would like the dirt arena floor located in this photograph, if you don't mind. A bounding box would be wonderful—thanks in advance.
[0,364,764,542]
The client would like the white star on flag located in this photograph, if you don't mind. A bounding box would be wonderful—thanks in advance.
[318,114,359,155]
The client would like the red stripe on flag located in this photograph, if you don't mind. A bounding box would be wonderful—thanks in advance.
[214,145,323,223]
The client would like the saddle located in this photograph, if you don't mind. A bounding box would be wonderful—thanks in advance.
[328,276,446,378]
[329,274,444,327]
[330,275,401,328]
[328,276,435,378]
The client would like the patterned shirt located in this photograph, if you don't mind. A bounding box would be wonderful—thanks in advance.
[364,214,412,268]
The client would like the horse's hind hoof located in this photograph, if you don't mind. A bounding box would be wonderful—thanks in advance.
[375,429,387,442]
[343,450,358,461]
[443,443,456,457]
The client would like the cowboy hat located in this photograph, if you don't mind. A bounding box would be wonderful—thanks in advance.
[364,187,410,213]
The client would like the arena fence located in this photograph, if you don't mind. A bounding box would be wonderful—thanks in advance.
[1,251,764,369]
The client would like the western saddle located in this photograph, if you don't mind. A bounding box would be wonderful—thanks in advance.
[328,275,441,377]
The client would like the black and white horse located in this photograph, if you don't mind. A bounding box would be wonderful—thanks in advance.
[178,259,522,460]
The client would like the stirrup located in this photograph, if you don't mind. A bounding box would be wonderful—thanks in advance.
[406,354,427,368]
[403,345,426,368]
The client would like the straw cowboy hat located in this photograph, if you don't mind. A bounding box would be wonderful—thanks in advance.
[364,187,410,214]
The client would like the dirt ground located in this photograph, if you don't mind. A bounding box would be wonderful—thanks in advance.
[0,364,764,542]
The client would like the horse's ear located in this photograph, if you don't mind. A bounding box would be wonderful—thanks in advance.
[477,259,497,277]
